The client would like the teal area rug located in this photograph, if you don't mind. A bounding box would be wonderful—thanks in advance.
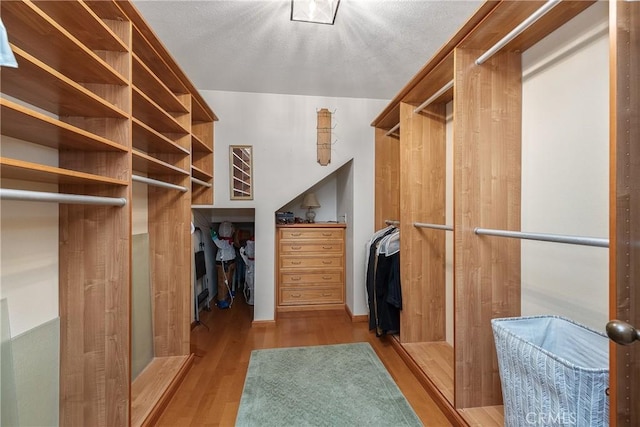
[235,342,422,426]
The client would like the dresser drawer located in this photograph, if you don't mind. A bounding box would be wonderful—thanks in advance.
[280,271,343,285]
[279,255,343,269]
[279,228,344,240]
[279,241,343,254]
[279,286,343,305]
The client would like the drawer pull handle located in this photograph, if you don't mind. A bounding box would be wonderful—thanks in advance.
[322,293,332,297]
[291,261,301,265]
[322,261,332,265]
[291,232,301,236]
[291,276,302,281]
[291,293,301,298]
[291,246,302,250]
[323,246,333,250]
[322,276,332,280]
[322,232,332,236]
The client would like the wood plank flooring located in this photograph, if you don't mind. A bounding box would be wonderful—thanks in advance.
[155,299,452,426]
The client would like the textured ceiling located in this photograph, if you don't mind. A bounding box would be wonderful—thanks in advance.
[132,0,483,100]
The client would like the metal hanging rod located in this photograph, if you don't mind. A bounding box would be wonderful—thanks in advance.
[132,174,188,192]
[385,220,400,226]
[414,222,453,231]
[0,188,126,206]
[384,123,400,137]
[474,227,608,248]
[475,0,561,65]
[413,80,454,114]
[191,176,212,188]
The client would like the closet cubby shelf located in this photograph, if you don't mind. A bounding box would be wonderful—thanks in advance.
[191,96,217,122]
[2,46,128,118]
[84,0,129,21]
[133,54,189,114]
[132,86,190,135]
[1,1,128,86]
[1,1,214,423]
[132,149,189,176]
[191,164,213,181]
[1,100,128,152]
[131,26,187,95]
[0,157,128,186]
[191,133,213,153]
[31,0,129,52]
[132,118,190,155]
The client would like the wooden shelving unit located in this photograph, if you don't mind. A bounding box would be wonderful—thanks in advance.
[190,96,215,205]
[0,1,216,425]
[371,1,598,425]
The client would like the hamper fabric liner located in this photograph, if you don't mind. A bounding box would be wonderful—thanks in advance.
[491,315,609,427]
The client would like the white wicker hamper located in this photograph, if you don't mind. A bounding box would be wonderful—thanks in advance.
[491,315,609,427]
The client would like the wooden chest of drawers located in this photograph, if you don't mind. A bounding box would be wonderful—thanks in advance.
[276,223,346,311]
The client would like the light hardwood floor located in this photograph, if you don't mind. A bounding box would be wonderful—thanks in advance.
[156,298,452,426]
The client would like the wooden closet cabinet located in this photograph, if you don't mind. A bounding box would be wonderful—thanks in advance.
[371,1,604,426]
[276,224,346,312]
[0,1,216,426]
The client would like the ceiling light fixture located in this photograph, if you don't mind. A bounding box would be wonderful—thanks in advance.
[291,0,340,25]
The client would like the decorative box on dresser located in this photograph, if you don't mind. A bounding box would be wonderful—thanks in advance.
[276,223,346,312]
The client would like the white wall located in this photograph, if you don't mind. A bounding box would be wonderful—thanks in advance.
[520,2,609,331]
[1,139,59,337]
[200,90,387,321]
[279,174,338,222]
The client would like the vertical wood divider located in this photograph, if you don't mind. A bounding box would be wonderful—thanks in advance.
[58,14,133,427]
[453,48,522,409]
[149,94,192,357]
[399,102,447,344]
[374,127,400,230]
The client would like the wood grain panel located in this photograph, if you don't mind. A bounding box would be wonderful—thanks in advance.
[59,184,131,427]
[374,127,400,230]
[0,157,129,186]
[2,46,127,118]
[453,48,522,409]
[399,102,446,343]
[459,406,504,427]
[403,342,454,404]
[149,174,192,357]
[403,52,454,106]
[610,1,640,425]
[459,1,595,53]
[131,355,192,427]
[0,99,127,152]
[32,0,128,51]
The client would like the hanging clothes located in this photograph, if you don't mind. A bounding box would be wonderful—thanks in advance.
[239,238,255,305]
[365,226,396,325]
[365,227,402,336]
[211,221,237,308]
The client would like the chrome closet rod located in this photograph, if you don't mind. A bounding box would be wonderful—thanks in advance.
[384,123,400,137]
[132,174,188,192]
[191,176,212,188]
[385,220,400,226]
[475,0,561,65]
[0,188,127,206]
[413,80,454,114]
[474,227,608,248]
[414,222,453,231]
